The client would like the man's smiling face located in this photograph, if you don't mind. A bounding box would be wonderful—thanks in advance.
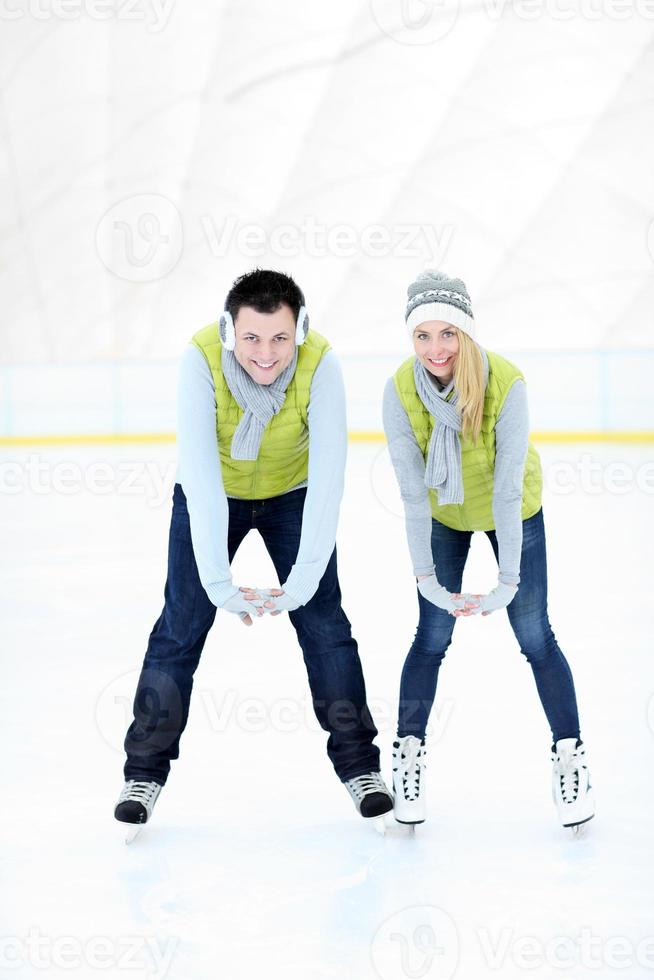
[232,304,296,384]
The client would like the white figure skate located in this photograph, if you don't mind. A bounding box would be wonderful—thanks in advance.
[551,738,595,835]
[392,735,427,828]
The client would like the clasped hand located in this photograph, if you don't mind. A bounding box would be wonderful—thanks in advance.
[417,575,518,618]
[224,586,299,626]
[454,581,518,616]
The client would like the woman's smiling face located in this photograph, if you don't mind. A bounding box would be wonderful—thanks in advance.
[412,322,459,383]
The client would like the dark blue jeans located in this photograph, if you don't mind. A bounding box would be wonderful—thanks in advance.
[124,483,380,785]
[397,507,581,744]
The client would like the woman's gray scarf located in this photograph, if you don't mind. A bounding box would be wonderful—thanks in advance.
[413,345,489,505]
[221,346,299,460]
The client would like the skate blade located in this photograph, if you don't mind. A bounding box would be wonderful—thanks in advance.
[396,821,420,836]
[124,824,143,844]
[564,813,594,838]
[372,815,387,836]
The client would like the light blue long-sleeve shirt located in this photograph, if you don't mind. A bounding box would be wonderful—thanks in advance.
[382,375,530,586]
[175,344,347,608]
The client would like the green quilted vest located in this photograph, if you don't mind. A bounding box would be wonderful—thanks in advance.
[393,350,543,531]
[191,323,331,499]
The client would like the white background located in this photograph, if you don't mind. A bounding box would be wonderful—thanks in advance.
[1,0,653,433]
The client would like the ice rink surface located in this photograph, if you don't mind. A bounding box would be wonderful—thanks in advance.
[2,441,653,979]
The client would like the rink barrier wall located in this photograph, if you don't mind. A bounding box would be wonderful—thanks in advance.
[1,349,652,443]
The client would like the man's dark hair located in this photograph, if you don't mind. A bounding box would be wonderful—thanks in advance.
[225,268,305,323]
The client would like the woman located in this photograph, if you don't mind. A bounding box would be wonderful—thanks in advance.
[383,269,594,832]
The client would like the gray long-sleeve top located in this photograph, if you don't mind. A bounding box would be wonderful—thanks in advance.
[176,343,347,607]
[382,371,530,586]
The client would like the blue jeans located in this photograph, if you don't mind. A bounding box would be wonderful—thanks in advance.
[397,507,581,744]
[124,483,380,785]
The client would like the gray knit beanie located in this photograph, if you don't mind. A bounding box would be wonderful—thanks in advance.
[405,269,475,339]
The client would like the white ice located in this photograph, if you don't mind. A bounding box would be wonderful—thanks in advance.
[2,441,653,980]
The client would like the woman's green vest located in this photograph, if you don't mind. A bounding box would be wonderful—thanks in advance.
[393,350,543,531]
[191,323,331,500]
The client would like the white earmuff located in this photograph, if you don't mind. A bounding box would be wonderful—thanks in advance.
[295,305,309,346]
[220,303,308,350]
[218,310,236,351]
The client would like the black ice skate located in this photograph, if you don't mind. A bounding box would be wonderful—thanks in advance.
[114,780,162,843]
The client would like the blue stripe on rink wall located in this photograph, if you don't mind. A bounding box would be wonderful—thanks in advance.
[0,350,651,439]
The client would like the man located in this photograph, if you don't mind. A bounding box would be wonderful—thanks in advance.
[115,269,393,837]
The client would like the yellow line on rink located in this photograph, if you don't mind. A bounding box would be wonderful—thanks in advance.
[0,433,178,446]
[530,431,654,444]
[1,430,654,447]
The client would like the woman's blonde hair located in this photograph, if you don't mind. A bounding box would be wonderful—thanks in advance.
[452,329,485,443]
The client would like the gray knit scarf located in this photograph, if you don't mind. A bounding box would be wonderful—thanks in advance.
[413,345,489,505]
[221,346,299,460]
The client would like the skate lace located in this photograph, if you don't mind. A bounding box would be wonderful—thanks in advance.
[556,754,581,804]
[346,772,387,802]
[119,780,159,806]
[394,738,425,802]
